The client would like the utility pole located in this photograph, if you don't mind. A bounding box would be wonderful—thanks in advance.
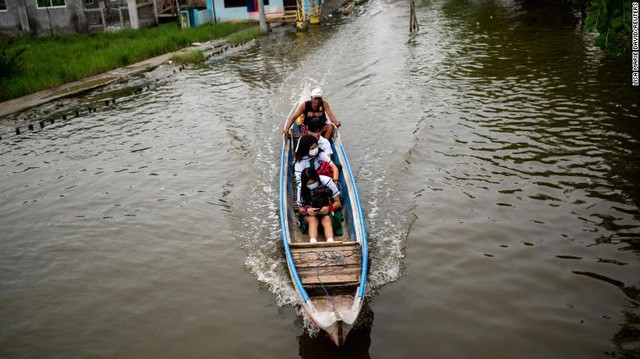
[258,0,268,32]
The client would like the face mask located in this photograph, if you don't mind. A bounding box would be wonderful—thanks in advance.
[308,147,319,157]
[307,182,319,190]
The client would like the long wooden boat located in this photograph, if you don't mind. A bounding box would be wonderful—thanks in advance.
[279,100,368,346]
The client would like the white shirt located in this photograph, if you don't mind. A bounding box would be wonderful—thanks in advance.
[294,151,333,186]
[318,136,333,156]
[297,175,341,206]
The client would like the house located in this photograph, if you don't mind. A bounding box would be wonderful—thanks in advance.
[186,0,321,26]
[0,0,319,37]
[1,0,90,36]
[0,0,157,36]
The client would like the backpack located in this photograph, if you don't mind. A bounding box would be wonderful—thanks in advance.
[316,161,333,177]
[311,186,333,209]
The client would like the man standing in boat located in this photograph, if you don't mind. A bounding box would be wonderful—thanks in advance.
[282,88,342,140]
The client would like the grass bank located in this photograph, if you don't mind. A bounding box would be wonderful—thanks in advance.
[170,49,206,65]
[0,21,259,101]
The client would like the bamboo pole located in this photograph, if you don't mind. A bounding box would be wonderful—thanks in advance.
[409,0,418,33]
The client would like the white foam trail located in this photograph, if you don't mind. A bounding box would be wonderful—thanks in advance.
[234,80,414,333]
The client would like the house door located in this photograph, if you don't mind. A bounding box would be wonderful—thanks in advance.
[283,0,296,10]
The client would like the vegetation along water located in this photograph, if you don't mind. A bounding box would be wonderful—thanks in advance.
[0,21,259,101]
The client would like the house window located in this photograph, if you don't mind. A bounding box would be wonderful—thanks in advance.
[223,0,244,8]
[224,0,268,9]
[0,0,7,10]
[86,0,94,5]
[37,0,66,7]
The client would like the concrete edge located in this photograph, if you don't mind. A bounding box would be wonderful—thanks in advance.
[0,40,226,119]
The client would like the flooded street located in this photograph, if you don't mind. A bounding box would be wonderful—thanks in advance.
[1,0,639,357]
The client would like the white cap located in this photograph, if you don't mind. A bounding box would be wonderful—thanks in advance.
[311,88,323,98]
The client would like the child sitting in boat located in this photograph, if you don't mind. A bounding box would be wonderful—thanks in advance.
[294,135,339,189]
[297,168,342,243]
[307,117,333,157]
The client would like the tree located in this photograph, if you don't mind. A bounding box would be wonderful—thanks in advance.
[584,0,633,54]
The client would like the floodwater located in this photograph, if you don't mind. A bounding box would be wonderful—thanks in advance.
[1,0,639,357]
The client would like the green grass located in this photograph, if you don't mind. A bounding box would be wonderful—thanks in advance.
[227,25,264,45]
[0,21,257,101]
[170,49,205,64]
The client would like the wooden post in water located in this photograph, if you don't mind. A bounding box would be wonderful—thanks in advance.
[295,0,307,31]
[409,0,419,33]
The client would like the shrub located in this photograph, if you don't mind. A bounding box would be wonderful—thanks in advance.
[170,49,205,64]
[0,38,27,79]
[227,26,263,45]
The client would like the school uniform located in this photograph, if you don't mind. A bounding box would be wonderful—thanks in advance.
[297,175,341,206]
[294,152,333,187]
[318,136,333,156]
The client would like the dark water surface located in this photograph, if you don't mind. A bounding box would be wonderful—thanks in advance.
[1,0,639,357]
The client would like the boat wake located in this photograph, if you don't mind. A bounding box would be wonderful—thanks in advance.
[232,116,413,337]
[352,145,416,292]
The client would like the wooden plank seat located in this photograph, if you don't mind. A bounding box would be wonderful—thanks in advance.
[292,249,361,268]
[297,265,361,285]
[300,273,360,286]
[291,242,362,287]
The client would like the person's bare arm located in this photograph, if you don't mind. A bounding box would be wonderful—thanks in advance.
[323,100,341,127]
[282,103,305,135]
[332,197,342,210]
[330,162,339,182]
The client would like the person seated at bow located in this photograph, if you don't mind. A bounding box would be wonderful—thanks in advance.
[282,88,342,140]
[297,168,342,243]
